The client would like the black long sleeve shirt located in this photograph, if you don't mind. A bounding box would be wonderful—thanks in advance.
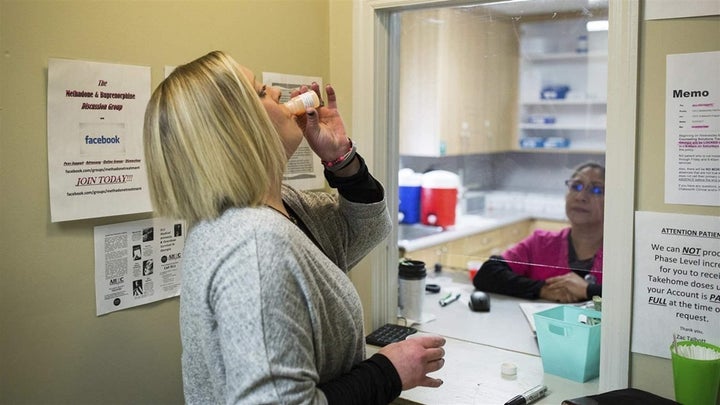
[300,154,402,404]
[473,234,602,300]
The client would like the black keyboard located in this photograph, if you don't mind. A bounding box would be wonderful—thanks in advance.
[365,323,417,347]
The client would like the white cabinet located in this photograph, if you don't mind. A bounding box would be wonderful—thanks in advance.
[516,17,608,153]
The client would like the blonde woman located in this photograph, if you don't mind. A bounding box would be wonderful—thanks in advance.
[144,51,445,404]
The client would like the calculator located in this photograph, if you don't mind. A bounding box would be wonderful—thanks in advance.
[365,323,418,347]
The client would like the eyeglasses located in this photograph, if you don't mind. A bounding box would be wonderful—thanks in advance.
[565,179,604,196]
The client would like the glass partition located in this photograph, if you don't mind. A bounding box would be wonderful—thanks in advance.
[392,0,608,352]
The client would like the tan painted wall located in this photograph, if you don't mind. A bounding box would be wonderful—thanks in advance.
[631,15,720,400]
[4,1,715,403]
[0,1,355,403]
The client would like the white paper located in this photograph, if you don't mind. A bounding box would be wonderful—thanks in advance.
[518,302,563,335]
[644,0,720,21]
[94,217,185,316]
[263,72,325,190]
[632,211,720,358]
[47,58,153,222]
[664,51,720,206]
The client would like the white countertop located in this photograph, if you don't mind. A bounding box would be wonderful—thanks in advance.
[415,270,541,355]
[378,336,599,405]
[366,269,599,404]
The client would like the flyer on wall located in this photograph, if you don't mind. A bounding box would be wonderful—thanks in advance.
[631,211,720,358]
[664,51,720,207]
[94,217,186,316]
[47,58,153,222]
[263,71,325,191]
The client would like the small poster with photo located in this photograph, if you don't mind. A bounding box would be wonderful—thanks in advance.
[94,217,186,316]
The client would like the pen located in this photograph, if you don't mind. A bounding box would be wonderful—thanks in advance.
[439,293,461,307]
[504,384,547,405]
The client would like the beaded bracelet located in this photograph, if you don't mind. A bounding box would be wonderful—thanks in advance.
[321,139,357,172]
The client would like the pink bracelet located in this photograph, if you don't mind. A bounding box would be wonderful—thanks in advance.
[321,139,356,172]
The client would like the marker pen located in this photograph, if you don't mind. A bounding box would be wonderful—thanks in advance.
[439,293,461,307]
[504,384,547,405]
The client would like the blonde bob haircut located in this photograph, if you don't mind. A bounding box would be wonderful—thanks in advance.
[143,50,286,226]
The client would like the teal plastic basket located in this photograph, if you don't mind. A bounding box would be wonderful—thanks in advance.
[533,305,602,382]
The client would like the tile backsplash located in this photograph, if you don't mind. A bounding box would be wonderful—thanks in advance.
[400,151,605,195]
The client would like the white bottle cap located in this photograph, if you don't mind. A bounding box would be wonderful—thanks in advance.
[421,170,460,189]
[399,168,422,187]
[501,362,517,377]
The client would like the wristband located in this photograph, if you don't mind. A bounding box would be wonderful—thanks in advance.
[321,139,356,172]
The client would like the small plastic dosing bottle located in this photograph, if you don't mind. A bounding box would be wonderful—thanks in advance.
[284,91,320,115]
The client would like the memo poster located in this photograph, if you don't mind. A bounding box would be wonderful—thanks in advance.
[47,58,152,222]
[664,51,720,206]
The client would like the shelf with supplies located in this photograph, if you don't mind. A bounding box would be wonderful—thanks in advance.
[516,16,608,154]
[521,99,606,106]
[519,124,606,131]
[514,147,606,155]
[518,137,605,153]
[517,99,607,153]
[517,95,607,152]
[523,51,608,62]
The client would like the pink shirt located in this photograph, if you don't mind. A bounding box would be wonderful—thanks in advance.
[502,227,603,284]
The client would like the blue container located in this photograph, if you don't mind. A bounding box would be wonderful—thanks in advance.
[540,85,570,100]
[527,115,556,124]
[399,185,421,224]
[544,137,571,148]
[399,169,423,224]
[534,305,602,382]
[519,137,545,148]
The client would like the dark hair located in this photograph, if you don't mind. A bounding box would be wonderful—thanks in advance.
[571,162,605,180]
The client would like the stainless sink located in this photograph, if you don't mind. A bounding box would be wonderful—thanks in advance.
[397,224,444,241]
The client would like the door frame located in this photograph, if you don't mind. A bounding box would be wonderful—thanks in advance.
[352,0,639,392]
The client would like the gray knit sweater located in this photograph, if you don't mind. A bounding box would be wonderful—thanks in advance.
[180,185,392,404]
